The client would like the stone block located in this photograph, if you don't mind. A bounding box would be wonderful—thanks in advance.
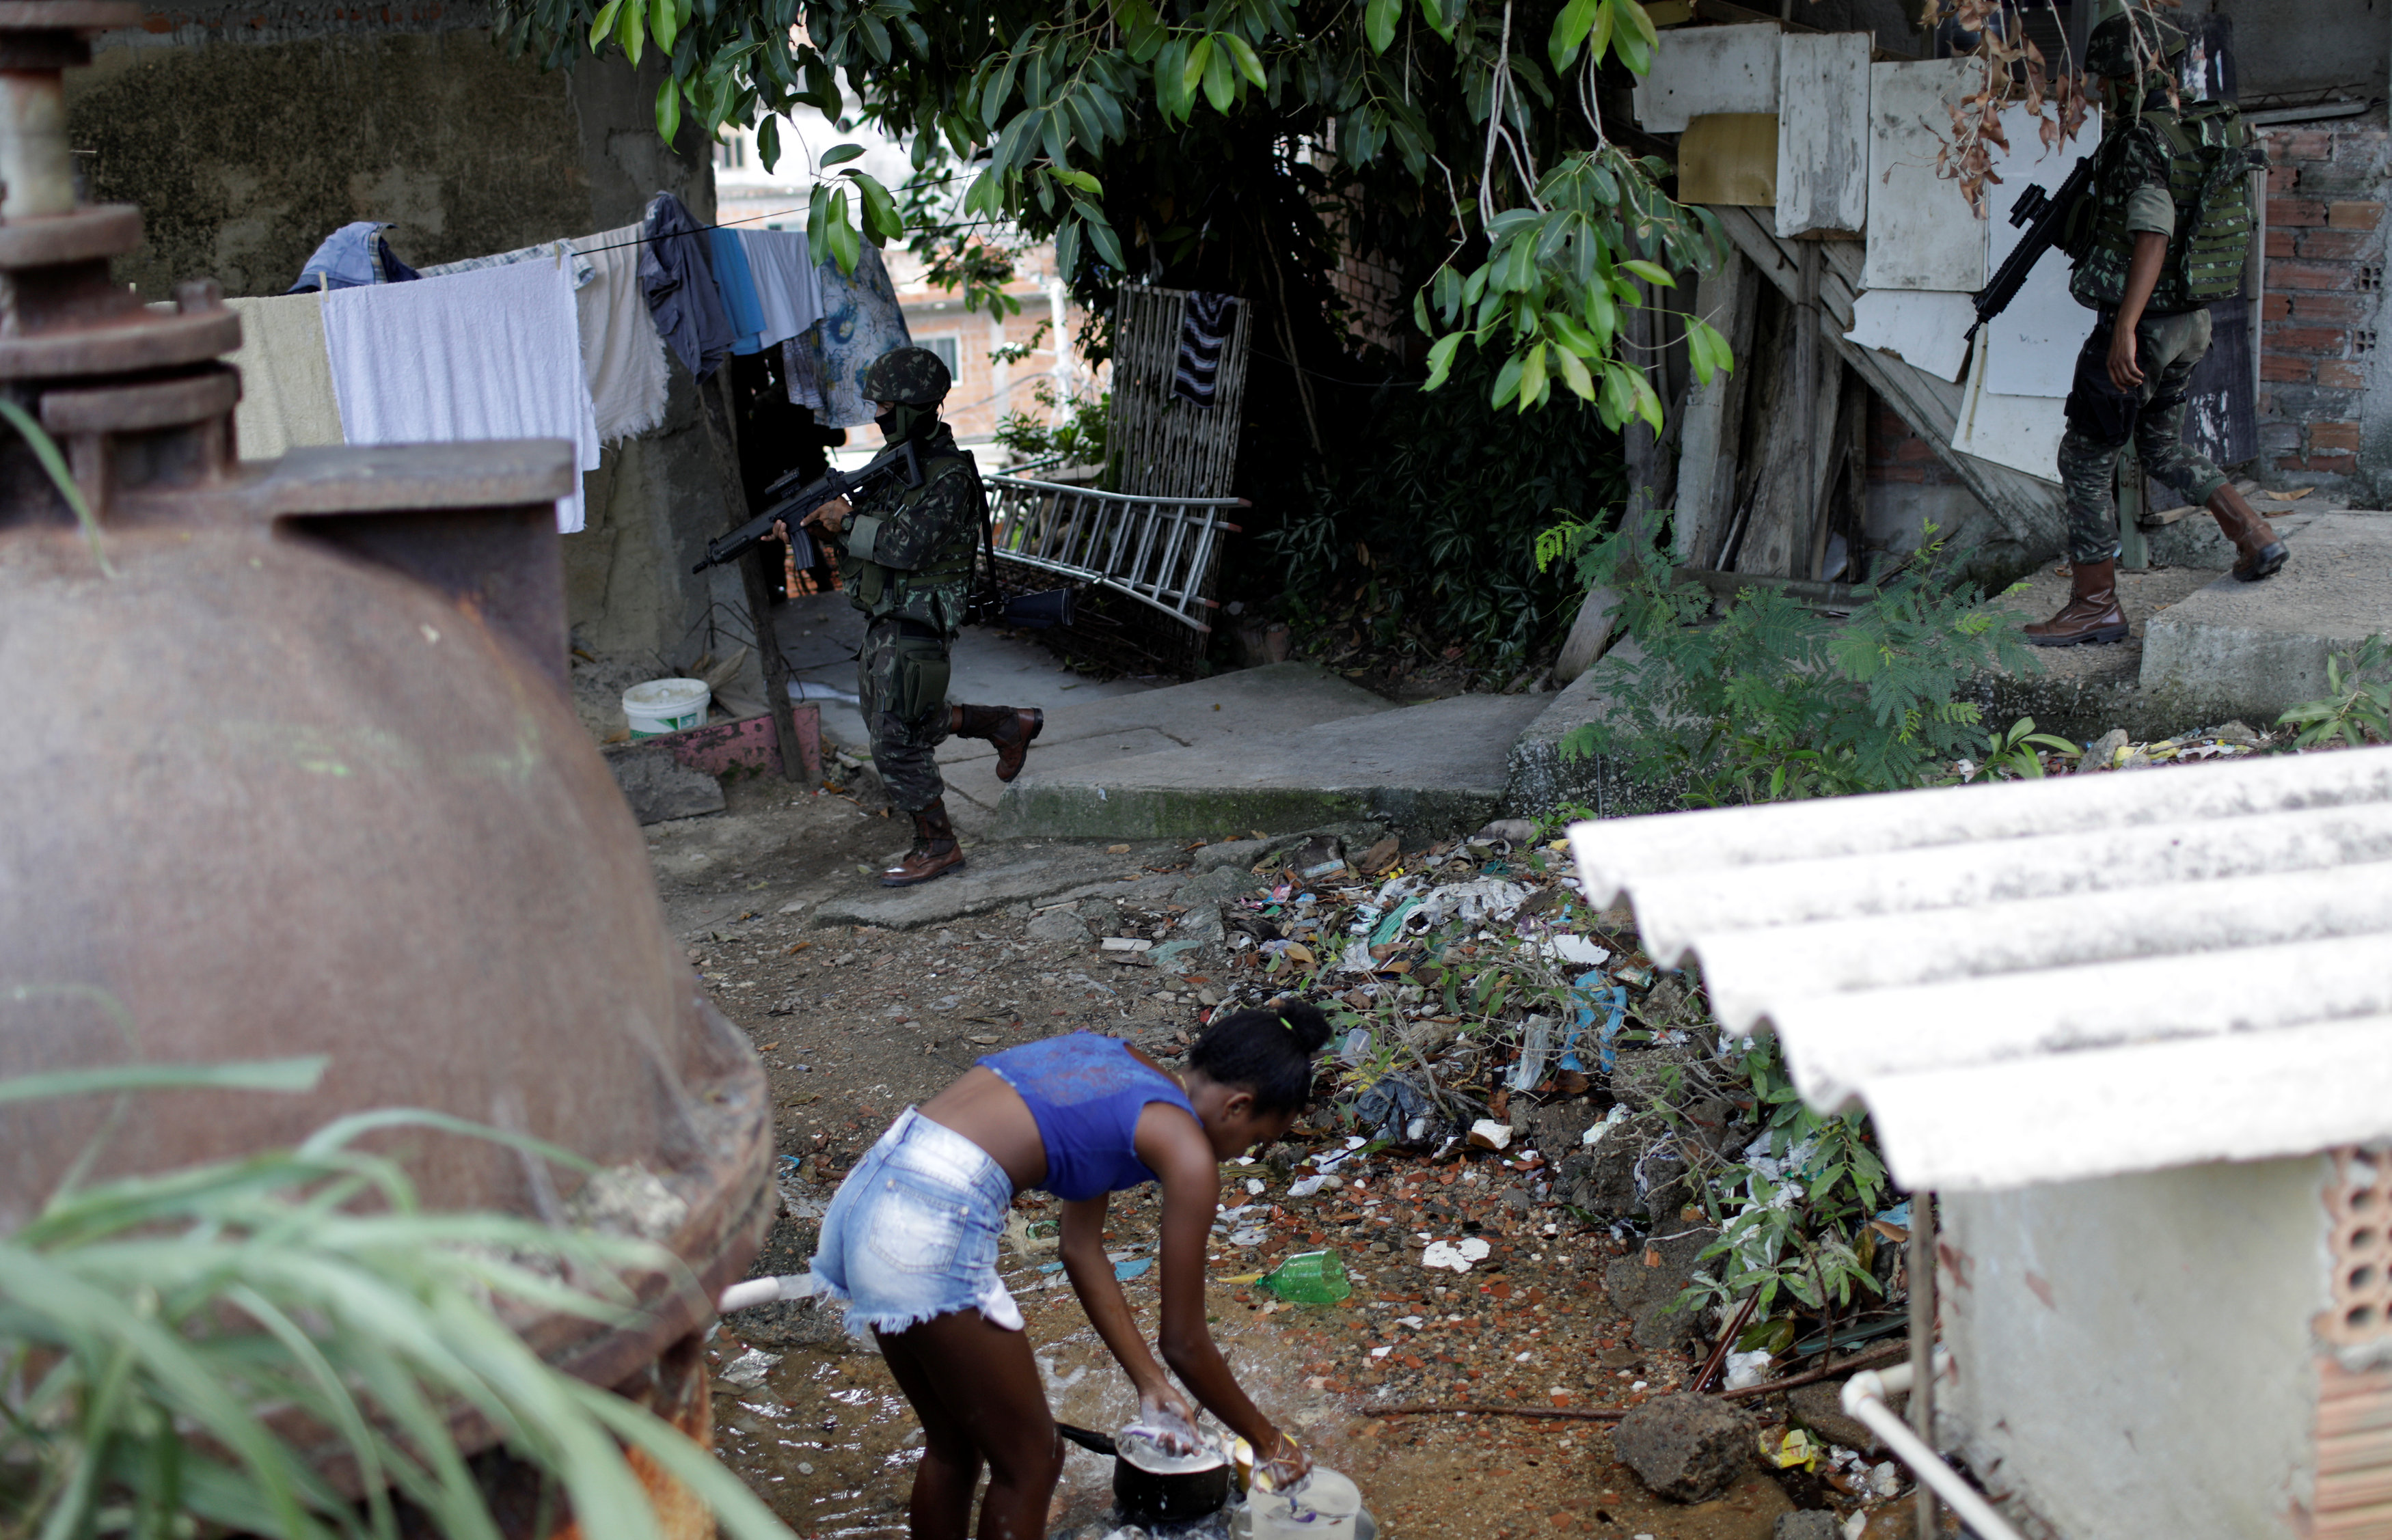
[1612,1394,1755,1503]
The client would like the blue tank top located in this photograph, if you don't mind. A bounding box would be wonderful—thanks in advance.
[977,1032,1199,1201]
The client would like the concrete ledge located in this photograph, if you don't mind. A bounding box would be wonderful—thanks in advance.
[2141,512,2392,724]
[992,691,1549,842]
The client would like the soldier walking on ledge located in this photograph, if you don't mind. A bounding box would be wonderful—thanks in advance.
[802,346,1044,885]
[2031,0,2286,647]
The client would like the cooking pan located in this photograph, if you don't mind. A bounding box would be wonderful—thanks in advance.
[1054,1421,1232,1523]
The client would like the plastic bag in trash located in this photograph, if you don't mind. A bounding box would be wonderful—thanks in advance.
[1353,1075,1439,1146]
[1564,972,1631,1072]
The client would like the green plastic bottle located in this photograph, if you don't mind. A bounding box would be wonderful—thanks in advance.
[1255,1250,1351,1304]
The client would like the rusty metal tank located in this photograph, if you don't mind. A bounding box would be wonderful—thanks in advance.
[0,0,770,1433]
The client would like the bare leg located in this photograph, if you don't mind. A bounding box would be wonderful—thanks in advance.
[875,1311,1062,1540]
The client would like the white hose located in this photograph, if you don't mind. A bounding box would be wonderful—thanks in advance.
[717,1274,819,1313]
[1841,1358,2026,1540]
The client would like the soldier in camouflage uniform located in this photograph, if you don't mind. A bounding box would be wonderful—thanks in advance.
[801,347,1044,885]
[2030,1,2287,646]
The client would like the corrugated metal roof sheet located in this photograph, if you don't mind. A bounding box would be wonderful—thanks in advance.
[1566,745,2392,1192]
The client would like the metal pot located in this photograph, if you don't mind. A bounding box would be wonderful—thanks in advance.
[1055,1422,1232,1524]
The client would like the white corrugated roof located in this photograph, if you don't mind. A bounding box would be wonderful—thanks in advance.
[1566,745,2392,1192]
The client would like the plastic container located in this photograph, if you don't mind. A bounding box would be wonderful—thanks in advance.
[1257,1250,1350,1304]
[1232,1467,1372,1540]
[623,678,710,738]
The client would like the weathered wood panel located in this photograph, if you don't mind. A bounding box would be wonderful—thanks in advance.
[1862,58,1987,292]
[1672,249,1761,566]
[1776,33,1872,238]
[1633,21,1781,133]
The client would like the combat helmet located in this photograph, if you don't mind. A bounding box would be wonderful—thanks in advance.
[860,346,953,407]
[2084,0,2185,79]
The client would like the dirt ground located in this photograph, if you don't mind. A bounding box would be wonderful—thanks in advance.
[648,780,1940,1540]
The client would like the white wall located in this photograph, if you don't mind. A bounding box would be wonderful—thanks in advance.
[1942,1155,2334,1539]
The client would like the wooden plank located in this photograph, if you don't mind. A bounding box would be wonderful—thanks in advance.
[1776,33,1872,238]
[1713,204,2064,551]
[1862,58,1987,291]
[1672,250,1760,566]
[1633,21,1781,133]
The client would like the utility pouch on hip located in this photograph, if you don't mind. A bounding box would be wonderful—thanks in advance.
[850,558,886,608]
[893,631,951,721]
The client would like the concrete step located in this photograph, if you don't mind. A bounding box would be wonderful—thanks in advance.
[994,689,1552,842]
[2141,511,2392,724]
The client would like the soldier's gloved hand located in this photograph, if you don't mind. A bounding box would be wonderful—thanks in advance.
[804,497,852,534]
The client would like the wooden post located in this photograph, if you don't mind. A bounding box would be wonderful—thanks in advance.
[1910,1192,1938,1540]
[2117,443,2151,571]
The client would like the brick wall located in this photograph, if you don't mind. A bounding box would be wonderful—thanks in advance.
[2257,121,2389,484]
[1866,396,1962,488]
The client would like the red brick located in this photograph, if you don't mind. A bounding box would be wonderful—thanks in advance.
[2311,420,2363,452]
[2263,354,2317,383]
[1871,465,1928,484]
[2266,322,2350,355]
[2300,229,2375,261]
[2266,230,2298,260]
[2318,359,2368,389]
[2291,292,2369,323]
[1892,437,1938,463]
[2270,259,2361,290]
[2264,292,2293,321]
[2265,129,2332,161]
[2269,165,2298,196]
[2303,451,2359,475]
[2270,197,2330,227]
[2330,200,2387,231]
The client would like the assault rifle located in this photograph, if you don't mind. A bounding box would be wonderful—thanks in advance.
[1966,154,2097,343]
[690,439,923,573]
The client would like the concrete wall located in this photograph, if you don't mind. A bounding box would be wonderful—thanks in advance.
[2206,0,2390,105]
[68,5,745,667]
[1941,1156,2333,1539]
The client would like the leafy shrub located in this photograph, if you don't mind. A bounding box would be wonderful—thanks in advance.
[994,377,1110,473]
[2277,635,2392,748]
[1546,521,2039,802]
[1257,350,1626,668]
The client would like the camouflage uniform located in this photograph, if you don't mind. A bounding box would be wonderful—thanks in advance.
[2054,105,2230,565]
[839,351,983,814]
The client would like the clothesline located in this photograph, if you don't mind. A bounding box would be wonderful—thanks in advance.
[567,206,1006,258]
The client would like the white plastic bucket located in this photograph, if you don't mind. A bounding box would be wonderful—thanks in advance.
[623,677,711,738]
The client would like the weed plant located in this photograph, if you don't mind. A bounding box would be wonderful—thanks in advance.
[0,1058,792,1540]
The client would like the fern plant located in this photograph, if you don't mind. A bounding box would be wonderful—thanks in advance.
[1544,521,2039,803]
[0,1059,793,1540]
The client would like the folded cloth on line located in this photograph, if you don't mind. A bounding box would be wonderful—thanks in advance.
[224,292,343,460]
[418,239,596,290]
[791,244,911,428]
[321,260,601,533]
[640,192,733,382]
[709,225,771,356]
[1170,291,1239,407]
[739,228,821,354]
[570,222,668,444]
[290,221,420,293]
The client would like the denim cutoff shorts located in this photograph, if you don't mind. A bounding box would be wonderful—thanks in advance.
[806,1107,1024,1336]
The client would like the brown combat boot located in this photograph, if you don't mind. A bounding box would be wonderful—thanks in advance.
[2025,558,2130,647]
[951,704,1045,782]
[2207,486,2290,581]
[880,799,965,887]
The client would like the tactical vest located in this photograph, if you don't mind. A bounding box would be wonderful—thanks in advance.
[844,444,982,633]
[2070,100,2266,313]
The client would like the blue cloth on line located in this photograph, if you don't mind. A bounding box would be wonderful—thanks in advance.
[977,1032,1197,1202]
[638,192,733,382]
[783,243,912,428]
[288,222,420,293]
[707,225,770,355]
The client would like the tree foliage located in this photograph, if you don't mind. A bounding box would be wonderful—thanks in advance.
[495,0,1727,417]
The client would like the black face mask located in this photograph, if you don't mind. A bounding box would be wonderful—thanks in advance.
[876,403,934,443]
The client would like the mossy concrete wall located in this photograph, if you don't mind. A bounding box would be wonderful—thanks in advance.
[68,9,744,668]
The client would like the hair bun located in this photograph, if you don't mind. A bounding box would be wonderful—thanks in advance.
[1275,1000,1333,1055]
